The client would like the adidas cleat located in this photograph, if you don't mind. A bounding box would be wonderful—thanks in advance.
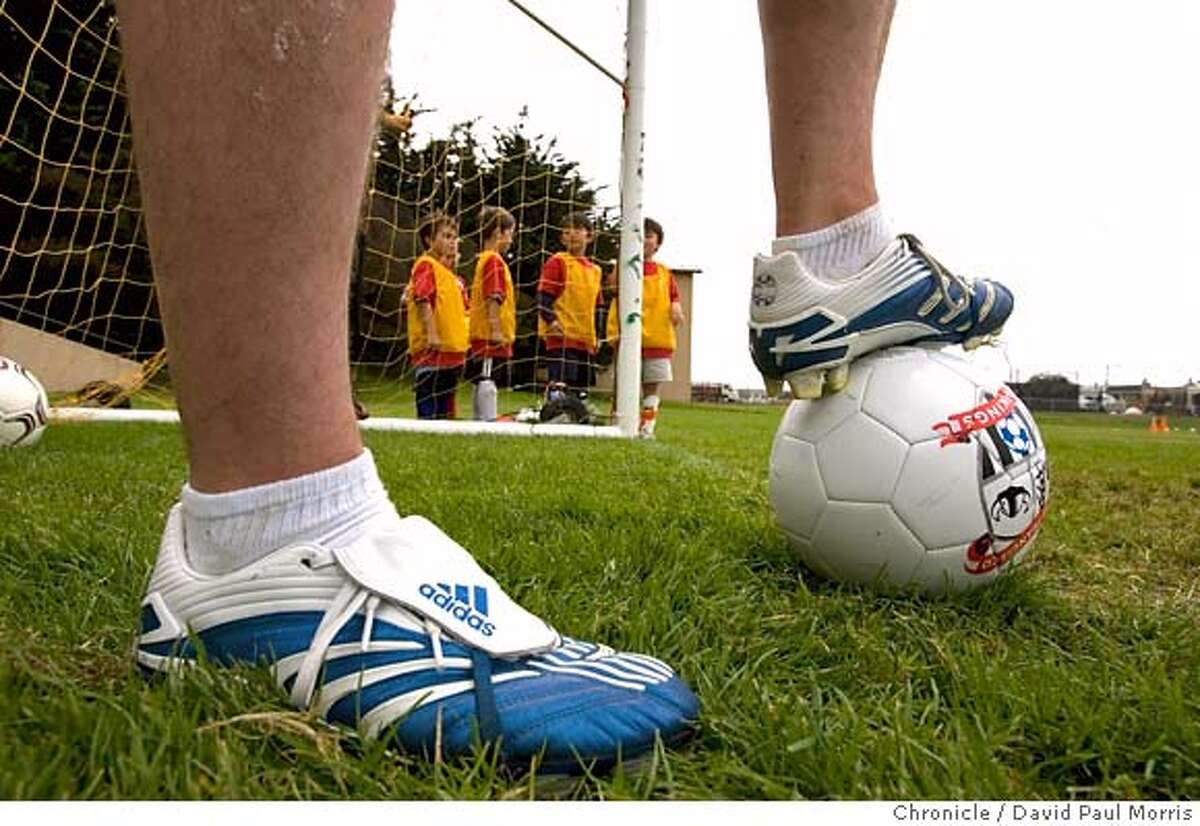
[749,234,1013,399]
[137,504,698,773]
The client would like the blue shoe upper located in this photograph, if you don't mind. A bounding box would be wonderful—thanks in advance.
[750,235,1014,380]
[391,652,698,771]
[138,603,698,772]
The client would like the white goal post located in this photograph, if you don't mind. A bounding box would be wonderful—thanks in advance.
[614,0,647,438]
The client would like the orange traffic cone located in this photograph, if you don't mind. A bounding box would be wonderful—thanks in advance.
[1149,415,1170,433]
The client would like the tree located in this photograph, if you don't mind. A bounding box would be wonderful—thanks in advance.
[1011,373,1078,411]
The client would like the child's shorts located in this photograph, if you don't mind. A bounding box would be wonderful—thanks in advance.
[543,347,592,390]
[642,357,673,384]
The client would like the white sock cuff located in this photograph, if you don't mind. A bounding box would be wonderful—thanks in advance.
[642,395,660,410]
[771,203,889,256]
[181,448,384,519]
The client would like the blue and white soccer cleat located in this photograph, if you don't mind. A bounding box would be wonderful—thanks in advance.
[749,234,1014,399]
[136,504,698,773]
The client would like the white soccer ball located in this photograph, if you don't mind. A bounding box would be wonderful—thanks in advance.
[770,346,1049,594]
[0,357,50,448]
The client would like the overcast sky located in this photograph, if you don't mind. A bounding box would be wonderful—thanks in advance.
[390,1,1200,390]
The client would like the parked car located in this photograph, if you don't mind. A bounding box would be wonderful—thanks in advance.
[692,382,741,404]
[1078,392,1122,413]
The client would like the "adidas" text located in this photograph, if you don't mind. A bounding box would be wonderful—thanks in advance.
[418,583,496,636]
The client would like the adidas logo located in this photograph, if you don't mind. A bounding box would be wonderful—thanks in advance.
[418,582,496,637]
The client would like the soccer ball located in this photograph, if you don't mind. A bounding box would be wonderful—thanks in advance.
[0,357,49,448]
[770,346,1049,594]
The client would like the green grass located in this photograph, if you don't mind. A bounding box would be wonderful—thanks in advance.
[1,407,1197,799]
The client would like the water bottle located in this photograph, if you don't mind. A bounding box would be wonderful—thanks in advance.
[473,357,498,421]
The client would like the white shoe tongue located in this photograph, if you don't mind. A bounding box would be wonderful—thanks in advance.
[332,515,560,658]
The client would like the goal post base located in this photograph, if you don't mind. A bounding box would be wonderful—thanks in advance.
[48,407,624,439]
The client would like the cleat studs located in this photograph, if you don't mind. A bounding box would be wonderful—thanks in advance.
[964,327,1004,351]
[787,370,825,400]
[764,377,783,398]
[825,364,850,394]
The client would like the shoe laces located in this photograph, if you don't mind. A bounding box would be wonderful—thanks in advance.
[289,553,447,709]
[291,577,367,708]
[424,618,446,669]
[906,234,975,324]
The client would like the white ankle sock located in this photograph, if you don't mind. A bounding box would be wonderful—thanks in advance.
[771,203,892,280]
[181,449,390,575]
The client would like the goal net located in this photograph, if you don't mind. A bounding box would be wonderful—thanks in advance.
[0,0,641,432]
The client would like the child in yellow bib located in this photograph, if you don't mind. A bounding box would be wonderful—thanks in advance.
[537,211,603,394]
[469,207,517,362]
[407,212,468,419]
[606,217,684,437]
[467,207,517,419]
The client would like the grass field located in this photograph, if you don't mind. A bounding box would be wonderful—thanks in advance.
[1,406,1198,799]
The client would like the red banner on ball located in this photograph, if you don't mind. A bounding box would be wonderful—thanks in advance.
[933,387,1017,446]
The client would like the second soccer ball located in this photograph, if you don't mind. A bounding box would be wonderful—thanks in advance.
[0,356,49,448]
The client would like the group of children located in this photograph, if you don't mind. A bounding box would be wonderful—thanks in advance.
[405,210,683,437]
[405,206,516,419]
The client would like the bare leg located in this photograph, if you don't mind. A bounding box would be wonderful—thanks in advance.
[121,2,701,765]
[117,0,392,491]
[750,0,1012,403]
[758,0,895,235]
